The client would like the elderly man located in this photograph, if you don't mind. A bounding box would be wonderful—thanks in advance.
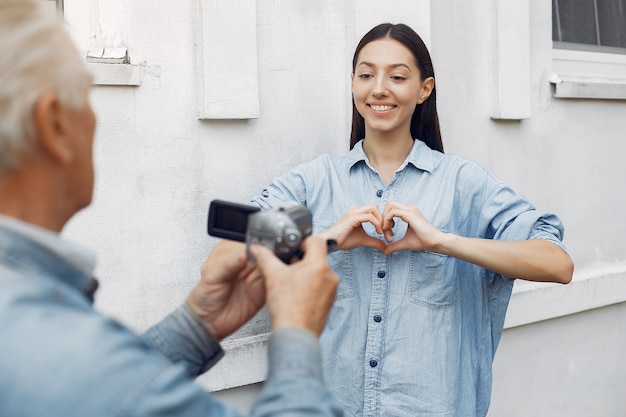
[0,0,342,416]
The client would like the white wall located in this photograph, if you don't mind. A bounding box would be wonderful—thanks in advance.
[61,0,626,414]
[489,302,626,417]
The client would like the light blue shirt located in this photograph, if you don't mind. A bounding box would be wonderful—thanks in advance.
[0,215,343,417]
[251,140,567,417]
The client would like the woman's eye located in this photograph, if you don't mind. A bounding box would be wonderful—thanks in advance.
[358,73,373,79]
[390,75,406,81]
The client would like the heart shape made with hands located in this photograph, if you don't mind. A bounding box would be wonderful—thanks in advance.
[330,202,439,255]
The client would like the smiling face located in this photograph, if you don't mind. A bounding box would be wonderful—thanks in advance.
[351,38,433,142]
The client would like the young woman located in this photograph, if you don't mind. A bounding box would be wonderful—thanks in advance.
[247,23,573,417]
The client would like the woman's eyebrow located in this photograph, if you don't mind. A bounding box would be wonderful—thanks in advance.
[356,61,412,71]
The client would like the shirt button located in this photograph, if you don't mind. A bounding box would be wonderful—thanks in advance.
[377,271,386,278]
[373,315,382,323]
[376,189,383,197]
[369,360,378,368]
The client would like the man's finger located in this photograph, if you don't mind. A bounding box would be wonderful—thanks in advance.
[299,235,327,260]
[249,244,283,272]
[206,251,247,283]
[222,252,248,274]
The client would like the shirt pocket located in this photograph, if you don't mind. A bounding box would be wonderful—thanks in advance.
[408,251,458,308]
[327,250,355,300]
[313,222,355,300]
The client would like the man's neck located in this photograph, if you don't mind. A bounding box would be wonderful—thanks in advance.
[0,164,69,232]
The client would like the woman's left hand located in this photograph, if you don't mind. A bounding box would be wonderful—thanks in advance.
[320,205,387,252]
[381,201,573,284]
[382,200,445,255]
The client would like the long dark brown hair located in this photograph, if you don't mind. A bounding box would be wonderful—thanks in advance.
[349,23,443,153]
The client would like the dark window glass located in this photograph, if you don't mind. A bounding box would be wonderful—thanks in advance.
[554,0,598,45]
[553,0,626,51]
[597,1,626,48]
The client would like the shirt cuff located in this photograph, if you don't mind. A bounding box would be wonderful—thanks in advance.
[267,327,322,380]
[141,303,224,376]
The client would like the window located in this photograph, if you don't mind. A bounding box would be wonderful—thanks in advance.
[551,0,626,99]
[552,0,626,53]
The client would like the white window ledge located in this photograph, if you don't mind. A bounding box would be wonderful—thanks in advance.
[550,74,626,100]
[196,332,270,392]
[504,262,626,329]
[551,48,626,100]
[86,62,143,86]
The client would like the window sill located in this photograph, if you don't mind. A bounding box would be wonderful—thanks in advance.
[504,262,626,329]
[551,48,626,100]
[86,62,143,86]
[549,74,626,100]
[196,332,270,392]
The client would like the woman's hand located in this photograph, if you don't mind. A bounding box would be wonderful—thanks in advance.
[381,201,573,284]
[382,200,446,255]
[320,205,386,252]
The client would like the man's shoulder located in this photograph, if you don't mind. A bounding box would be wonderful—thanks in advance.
[0,273,188,416]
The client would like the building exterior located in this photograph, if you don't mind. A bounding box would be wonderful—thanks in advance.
[60,0,626,415]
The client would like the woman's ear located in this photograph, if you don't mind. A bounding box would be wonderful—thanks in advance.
[33,92,73,164]
[417,76,435,104]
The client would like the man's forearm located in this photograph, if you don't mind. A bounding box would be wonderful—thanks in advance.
[141,303,224,377]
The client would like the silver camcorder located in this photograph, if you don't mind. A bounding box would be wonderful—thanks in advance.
[207,199,312,263]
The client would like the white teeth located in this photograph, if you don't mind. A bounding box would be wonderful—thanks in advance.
[370,105,394,111]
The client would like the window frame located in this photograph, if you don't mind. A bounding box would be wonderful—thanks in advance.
[552,0,626,52]
[550,0,626,99]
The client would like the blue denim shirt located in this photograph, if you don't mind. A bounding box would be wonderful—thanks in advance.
[250,140,567,417]
[0,215,342,417]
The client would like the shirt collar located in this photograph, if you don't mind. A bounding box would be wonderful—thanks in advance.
[0,215,98,300]
[347,139,436,174]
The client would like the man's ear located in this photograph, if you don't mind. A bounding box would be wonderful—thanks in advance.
[417,77,435,104]
[33,92,73,164]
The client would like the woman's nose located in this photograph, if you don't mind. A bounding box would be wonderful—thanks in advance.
[371,76,389,97]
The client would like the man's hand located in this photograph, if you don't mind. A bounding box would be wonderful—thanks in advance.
[186,241,265,341]
[249,235,338,337]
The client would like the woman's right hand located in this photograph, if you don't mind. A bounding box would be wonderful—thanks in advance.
[319,205,386,252]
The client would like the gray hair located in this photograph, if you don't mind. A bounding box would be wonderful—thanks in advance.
[0,0,87,171]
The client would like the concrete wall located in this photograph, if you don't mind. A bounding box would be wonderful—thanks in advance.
[61,0,626,415]
[489,302,626,417]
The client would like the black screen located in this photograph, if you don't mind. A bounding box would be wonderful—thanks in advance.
[207,200,260,242]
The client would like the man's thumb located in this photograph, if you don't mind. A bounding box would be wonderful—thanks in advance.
[249,244,281,271]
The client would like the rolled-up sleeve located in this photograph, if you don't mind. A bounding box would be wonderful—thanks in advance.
[141,303,224,377]
[481,182,567,252]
